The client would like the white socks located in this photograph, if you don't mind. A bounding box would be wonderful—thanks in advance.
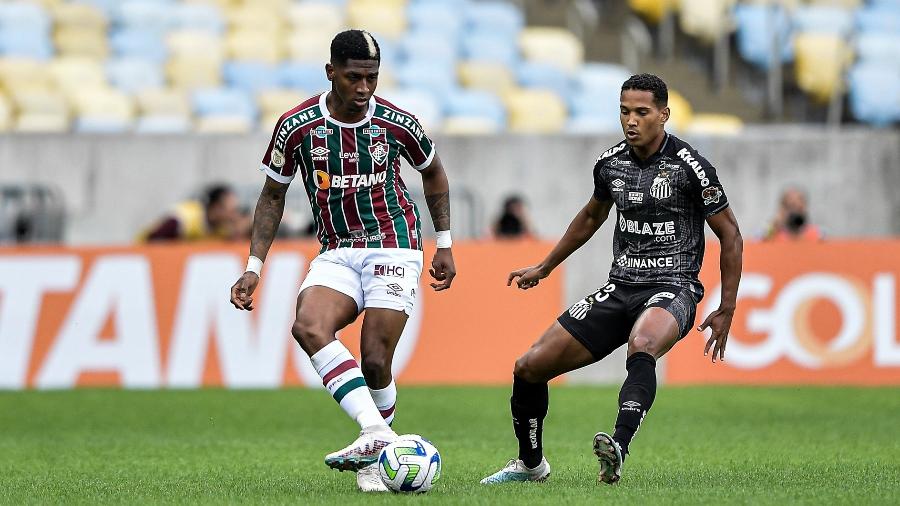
[310,340,385,430]
[369,380,397,426]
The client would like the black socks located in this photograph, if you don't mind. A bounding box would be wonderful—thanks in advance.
[613,352,657,456]
[511,374,549,469]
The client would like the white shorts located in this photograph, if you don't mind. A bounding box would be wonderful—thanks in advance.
[299,248,424,315]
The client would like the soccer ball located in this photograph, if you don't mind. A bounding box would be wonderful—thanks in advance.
[377,434,441,493]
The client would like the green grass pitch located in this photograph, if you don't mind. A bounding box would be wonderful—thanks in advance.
[1,386,898,505]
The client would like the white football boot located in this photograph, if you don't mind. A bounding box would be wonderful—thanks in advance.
[356,463,389,492]
[479,457,551,484]
[324,426,396,472]
[593,432,623,484]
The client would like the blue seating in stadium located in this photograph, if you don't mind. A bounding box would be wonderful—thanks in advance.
[278,63,328,93]
[107,58,165,93]
[116,1,176,33]
[379,88,443,129]
[407,2,464,39]
[172,3,224,34]
[0,29,53,60]
[856,6,900,34]
[109,29,167,63]
[395,59,457,97]
[847,64,900,126]
[225,62,280,94]
[0,3,51,32]
[444,89,505,125]
[517,62,571,98]
[192,88,257,120]
[574,63,631,95]
[792,6,854,36]
[465,1,523,36]
[461,30,519,67]
[855,34,900,64]
[733,4,793,69]
[399,31,459,68]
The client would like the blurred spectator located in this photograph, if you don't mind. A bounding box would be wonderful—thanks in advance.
[762,187,824,242]
[492,194,534,239]
[139,184,250,242]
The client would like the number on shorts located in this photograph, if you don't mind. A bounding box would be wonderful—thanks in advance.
[593,283,616,303]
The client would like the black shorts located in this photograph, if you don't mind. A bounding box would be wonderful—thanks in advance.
[557,280,698,360]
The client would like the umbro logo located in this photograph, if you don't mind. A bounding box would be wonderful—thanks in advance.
[387,283,403,291]
[611,179,625,192]
[310,146,330,161]
[623,401,641,408]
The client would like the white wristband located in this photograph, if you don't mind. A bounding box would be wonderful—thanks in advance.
[435,230,452,249]
[245,256,263,276]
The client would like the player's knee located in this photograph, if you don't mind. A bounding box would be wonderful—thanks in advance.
[291,319,331,354]
[628,334,658,356]
[514,354,545,383]
[360,355,391,386]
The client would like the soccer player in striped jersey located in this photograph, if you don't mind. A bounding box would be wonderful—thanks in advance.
[229,30,456,492]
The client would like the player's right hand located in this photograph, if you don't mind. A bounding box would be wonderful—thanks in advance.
[230,272,259,311]
[507,265,548,290]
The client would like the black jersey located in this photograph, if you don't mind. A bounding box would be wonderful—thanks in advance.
[593,133,729,300]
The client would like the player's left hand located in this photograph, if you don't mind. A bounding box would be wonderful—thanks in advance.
[698,307,734,363]
[429,247,456,291]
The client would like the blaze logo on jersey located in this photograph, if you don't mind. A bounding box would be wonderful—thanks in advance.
[314,170,331,189]
[650,170,672,200]
[369,142,389,165]
[310,146,330,161]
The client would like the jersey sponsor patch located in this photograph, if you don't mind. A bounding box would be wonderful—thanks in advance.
[312,125,333,138]
[676,147,710,187]
[702,186,723,205]
[271,148,285,167]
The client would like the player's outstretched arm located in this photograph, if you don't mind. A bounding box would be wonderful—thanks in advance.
[420,154,456,291]
[508,196,613,290]
[229,176,289,311]
[698,207,743,362]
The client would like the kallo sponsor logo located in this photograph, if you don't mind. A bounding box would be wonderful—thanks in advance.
[676,148,710,187]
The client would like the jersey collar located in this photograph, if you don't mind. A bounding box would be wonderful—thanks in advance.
[629,132,670,167]
[319,92,376,128]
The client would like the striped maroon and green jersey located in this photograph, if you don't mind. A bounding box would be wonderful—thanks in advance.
[260,93,435,252]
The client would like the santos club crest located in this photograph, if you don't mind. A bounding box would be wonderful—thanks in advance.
[650,169,672,200]
[369,142,388,165]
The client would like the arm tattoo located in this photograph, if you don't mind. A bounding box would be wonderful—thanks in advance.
[425,191,451,232]
[249,183,287,260]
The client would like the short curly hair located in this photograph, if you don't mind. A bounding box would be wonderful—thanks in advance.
[621,73,668,107]
[330,29,380,66]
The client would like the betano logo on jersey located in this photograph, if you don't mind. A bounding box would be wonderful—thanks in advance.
[676,148,710,187]
[313,170,387,190]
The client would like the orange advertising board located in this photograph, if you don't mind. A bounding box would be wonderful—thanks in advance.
[667,241,900,385]
[0,241,562,389]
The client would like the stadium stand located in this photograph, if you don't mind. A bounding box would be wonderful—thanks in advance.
[0,0,894,132]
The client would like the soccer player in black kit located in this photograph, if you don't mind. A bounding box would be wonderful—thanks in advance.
[481,74,743,485]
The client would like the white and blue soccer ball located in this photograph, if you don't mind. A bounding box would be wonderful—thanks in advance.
[378,434,441,493]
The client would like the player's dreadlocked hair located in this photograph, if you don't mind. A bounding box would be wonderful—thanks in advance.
[330,29,380,65]
[621,73,668,107]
